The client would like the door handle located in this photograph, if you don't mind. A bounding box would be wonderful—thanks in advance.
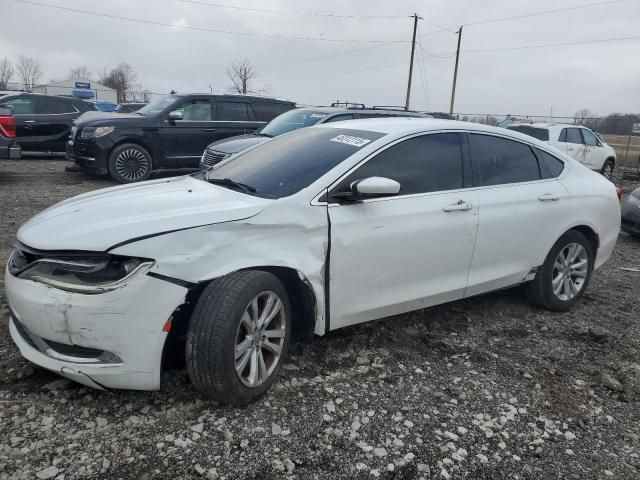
[202,128,217,132]
[567,146,575,151]
[538,194,560,202]
[443,200,472,212]
[24,120,36,124]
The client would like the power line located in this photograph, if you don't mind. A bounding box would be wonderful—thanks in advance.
[422,0,627,37]
[12,0,409,43]
[179,0,407,19]
[444,34,640,56]
[464,0,626,27]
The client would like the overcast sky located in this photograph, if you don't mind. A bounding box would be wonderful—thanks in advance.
[2,0,639,117]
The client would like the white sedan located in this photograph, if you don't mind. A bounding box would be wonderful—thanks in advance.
[5,119,621,404]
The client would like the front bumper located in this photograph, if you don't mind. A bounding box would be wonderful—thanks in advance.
[621,199,640,236]
[66,137,110,174]
[5,267,188,390]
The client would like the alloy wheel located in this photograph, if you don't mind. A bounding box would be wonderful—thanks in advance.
[552,242,589,301]
[603,163,614,180]
[115,148,149,182]
[234,291,286,388]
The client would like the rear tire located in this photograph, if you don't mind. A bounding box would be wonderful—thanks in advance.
[108,143,152,183]
[186,271,291,405]
[526,230,594,311]
[600,159,615,180]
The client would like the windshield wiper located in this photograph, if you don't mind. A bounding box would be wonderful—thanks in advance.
[207,178,257,194]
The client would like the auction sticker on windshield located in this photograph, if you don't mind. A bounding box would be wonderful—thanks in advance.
[330,135,372,148]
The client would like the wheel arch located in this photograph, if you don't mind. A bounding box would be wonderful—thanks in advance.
[109,137,155,168]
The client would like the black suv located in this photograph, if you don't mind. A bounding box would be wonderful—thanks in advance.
[67,93,295,183]
[0,93,96,156]
[200,105,431,168]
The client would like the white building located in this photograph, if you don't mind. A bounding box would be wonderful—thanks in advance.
[32,78,117,104]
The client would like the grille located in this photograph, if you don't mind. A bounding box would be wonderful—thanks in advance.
[201,149,230,168]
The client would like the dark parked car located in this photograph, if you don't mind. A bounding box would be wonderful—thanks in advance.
[67,93,295,183]
[0,104,21,159]
[0,93,96,156]
[115,103,147,114]
[622,187,640,238]
[200,106,431,168]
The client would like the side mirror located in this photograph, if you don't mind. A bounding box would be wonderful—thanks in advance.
[168,110,183,122]
[331,176,401,202]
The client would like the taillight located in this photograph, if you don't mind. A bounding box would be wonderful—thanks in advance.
[616,186,623,202]
[0,114,16,138]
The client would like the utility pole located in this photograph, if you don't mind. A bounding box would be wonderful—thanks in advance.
[404,13,420,111]
[449,25,463,116]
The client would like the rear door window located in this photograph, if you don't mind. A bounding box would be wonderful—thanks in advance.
[469,134,541,186]
[558,129,567,142]
[37,97,77,114]
[216,102,250,121]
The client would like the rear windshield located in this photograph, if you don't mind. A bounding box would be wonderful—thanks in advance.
[259,109,330,137]
[507,126,550,141]
[202,127,385,199]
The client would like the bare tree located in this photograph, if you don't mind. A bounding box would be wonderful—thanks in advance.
[68,66,92,80]
[574,108,593,125]
[0,58,14,90]
[226,59,261,94]
[99,63,138,103]
[16,55,43,90]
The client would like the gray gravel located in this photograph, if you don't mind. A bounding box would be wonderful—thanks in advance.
[1,160,639,479]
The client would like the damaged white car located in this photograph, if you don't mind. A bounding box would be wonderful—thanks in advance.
[5,119,620,404]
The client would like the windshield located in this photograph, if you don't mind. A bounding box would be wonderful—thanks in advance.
[259,109,330,137]
[135,96,178,116]
[200,127,385,199]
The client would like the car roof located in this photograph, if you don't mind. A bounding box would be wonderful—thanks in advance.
[318,117,561,145]
[294,106,428,117]
[175,93,294,103]
[508,122,589,129]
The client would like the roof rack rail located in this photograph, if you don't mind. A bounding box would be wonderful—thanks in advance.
[331,101,366,109]
[372,105,409,111]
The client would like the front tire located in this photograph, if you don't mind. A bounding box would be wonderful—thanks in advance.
[186,271,291,405]
[108,143,152,183]
[527,230,594,311]
[600,159,615,180]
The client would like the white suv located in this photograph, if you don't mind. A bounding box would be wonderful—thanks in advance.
[508,123,616,179]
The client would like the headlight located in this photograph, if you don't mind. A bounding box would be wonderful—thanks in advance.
[80,126,115,139]
[10,251,153,294]
[626,195,640,209]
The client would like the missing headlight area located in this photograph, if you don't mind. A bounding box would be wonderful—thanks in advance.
[8,243,153,294]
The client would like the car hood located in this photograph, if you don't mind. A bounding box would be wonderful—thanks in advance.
[75,111,151,128]
[206,134,270,154]
[17,175,269,252]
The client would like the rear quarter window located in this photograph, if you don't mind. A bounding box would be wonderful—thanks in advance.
[506,126,550,141]
[535,148,565,179]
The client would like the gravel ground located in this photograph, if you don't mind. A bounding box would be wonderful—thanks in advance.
[1,160,639,480]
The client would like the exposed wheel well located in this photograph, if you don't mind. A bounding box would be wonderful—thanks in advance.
[605,157,615,166]
[162,267,317,370]
[109,139,154,168]
[570,225,599,254]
